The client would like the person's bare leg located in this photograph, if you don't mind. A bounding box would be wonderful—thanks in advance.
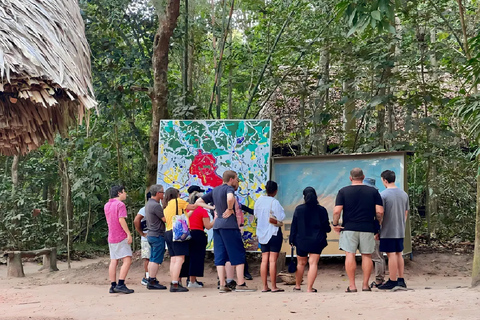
[109,259,118,282]
[225,261,235,280]
[119,256,131,280]
[345,252,357,291]
[307,254,320,292]
[143,259,149,276]
[171,256,185,282]
[397,252,405,278]
[190,276,197,283]
[269,252,279,290]
[169,256,176,281]
[387,252,398,281]
[261,252,270,291]
[217,266,226,287]
[295,256,307,289]
[235,263,246,285]
[148,261,159,278]
[361,254,373,290]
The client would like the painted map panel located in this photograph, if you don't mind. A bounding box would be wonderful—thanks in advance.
[157,120,272,251]
[272,153,411,255]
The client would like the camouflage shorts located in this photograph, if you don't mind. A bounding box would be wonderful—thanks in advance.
[141,239,151,259]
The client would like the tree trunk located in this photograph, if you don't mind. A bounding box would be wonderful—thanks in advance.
[473,166,480,286]
[343,79,356,150]
[146,0,181,187]
[11,155,19,191]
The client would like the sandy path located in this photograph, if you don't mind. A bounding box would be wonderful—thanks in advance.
[1,252,478,320]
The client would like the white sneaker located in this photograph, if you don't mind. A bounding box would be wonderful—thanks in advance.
[141,278,148,286]
[187,281,203,288]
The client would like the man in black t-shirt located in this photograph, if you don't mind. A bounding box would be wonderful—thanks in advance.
[332,168,384,293]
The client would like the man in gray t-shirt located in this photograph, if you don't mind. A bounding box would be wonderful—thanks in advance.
[378,170,409,290]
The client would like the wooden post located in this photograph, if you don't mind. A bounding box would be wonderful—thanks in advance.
[6,252,25,277]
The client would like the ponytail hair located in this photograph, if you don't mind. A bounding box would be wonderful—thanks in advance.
[303,187,318,206]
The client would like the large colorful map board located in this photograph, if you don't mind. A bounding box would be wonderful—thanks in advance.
[157,120,272,251]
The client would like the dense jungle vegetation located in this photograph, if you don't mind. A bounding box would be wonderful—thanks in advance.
[1,0,479,264]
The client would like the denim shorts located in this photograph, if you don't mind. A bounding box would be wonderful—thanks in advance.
[147,235,166,264]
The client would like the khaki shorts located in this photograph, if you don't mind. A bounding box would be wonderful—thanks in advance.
[141,239,151,259]
[339,231,375,254]
[109,238,132,260]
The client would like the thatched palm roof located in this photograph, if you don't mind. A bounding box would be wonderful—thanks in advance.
[0,0,97,155]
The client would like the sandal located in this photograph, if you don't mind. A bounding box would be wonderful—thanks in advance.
[308,288,318,293]
[271,288,284,292]
[362,287,372,292]
[293,287,301,291]
[345,287,357,293]
[262,289,271,293]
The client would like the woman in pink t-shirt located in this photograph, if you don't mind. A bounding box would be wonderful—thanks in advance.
[186,187,215,288]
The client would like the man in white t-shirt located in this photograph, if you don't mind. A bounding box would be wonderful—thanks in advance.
[134,192,152,285]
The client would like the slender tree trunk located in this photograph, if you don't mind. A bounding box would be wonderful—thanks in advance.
[343,79,356,150]
[228,30,233,119]
[183,0,189,107]
[84,202,91,244]
[146,0,181,187]
[11,155,19,191]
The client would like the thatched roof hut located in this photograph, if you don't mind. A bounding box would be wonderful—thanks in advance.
[0,0,97,155]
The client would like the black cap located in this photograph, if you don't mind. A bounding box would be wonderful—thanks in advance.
[188,185,205,194]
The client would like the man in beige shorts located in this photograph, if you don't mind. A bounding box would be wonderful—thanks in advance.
[332,168,383,292]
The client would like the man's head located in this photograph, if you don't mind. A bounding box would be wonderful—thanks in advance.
[265,180,278,196]
[350,168,365,182]
[149,184,164,201]
[223,170,239,189]
[110,185,126,201]
[381,170,396,184]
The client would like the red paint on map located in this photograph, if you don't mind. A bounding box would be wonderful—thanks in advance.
[189,150,223,187]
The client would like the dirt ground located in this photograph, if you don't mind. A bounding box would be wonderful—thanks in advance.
[1,251,478,320]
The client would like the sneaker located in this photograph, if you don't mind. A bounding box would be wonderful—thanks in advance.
[170,283,189,292]
[219,286,232,293]
[370,280,384,288]
[113,284,134,294]
[109,286,115,294]
[217,280,220,289]
[147,280,167,290]
[244,272,253,281]
[235,283,256,292]
[226,280,237,290]
[377,279,398,290]
[187,281,203,288]
[397,278,407,288]
[141,278,148,286]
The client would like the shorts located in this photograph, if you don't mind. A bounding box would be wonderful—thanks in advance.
[296,246,324,257]
[260,229,283,253]
[165,230,190,257]
[108,238,132,260]
[339,230,375,254]
[141,239,151,259]
[147,235,166,264]
[379,238,404,253]
[213,228,245,266]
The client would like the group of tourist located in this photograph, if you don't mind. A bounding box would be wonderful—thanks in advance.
[103,167,408,295]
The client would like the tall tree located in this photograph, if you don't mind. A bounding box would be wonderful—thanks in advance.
[147,0,181,186]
